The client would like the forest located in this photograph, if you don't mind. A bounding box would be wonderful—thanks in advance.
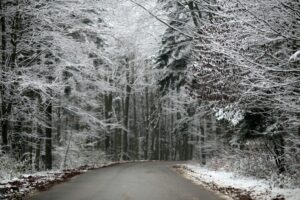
[0,0,299,190]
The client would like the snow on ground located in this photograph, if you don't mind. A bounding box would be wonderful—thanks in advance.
[176,163,300,200]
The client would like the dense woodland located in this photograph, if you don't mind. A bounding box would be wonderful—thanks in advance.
[0,0,299,185]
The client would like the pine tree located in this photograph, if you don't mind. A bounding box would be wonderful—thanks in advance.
[156,0,193,92]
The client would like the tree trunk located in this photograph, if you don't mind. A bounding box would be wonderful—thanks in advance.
[56,98,62,145]
[132,90,138,159]
[131,64,138,159]
[158,109,161,160]
[45,99,52,170]
[144,82,149,160]
[0,0,8,149]
[104,91,113,154]
[63,130,72,169]
[35,125,42,171]
[201,117,206,165]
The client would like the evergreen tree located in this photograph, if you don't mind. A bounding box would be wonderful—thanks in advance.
[156,0,193,92]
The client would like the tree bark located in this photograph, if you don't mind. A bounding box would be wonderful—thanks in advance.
[45,99,52,170]
[122,62,131,160]
[144,80,149,160]
[104,91,113,154]
[0,0,8,149]
[35,124,42,171]
[201,117,207,165]
[132,90,138,159]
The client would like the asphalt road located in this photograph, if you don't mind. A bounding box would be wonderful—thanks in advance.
[29,162,223,200]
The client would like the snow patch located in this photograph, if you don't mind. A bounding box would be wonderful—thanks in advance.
[216,105,244,126]
[177,163,300,200]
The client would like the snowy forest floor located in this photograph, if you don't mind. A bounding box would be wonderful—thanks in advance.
[174,163,300,200]
[0,161,144,200]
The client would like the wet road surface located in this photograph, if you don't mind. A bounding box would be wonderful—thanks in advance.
[29,161,223,200]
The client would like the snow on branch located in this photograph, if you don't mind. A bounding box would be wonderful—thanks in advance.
[289,50,300,63]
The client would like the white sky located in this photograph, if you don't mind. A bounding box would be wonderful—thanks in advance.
[102,0,166,58]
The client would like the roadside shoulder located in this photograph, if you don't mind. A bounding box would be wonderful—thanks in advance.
[173,164,300,200]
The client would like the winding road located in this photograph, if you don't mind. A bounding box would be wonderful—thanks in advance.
[29,162,223,200]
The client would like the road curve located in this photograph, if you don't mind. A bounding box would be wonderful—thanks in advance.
[29,161,223,200]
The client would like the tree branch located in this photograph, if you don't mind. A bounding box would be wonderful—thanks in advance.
[128,0,194,40]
